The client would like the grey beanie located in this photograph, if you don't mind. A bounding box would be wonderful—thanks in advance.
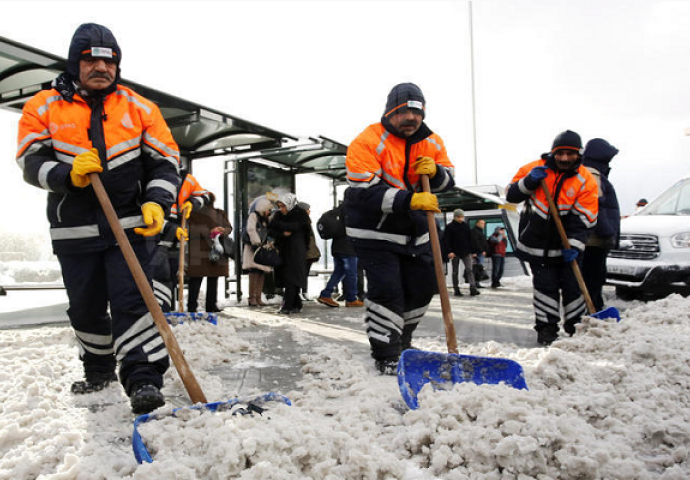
[453,209,465,218]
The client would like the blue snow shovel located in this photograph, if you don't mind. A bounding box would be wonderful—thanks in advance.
[397,174,529,410]
[541,180,621,323]
[171,212,219,325]
[132,393,291,463]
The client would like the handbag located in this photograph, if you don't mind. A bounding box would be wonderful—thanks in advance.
[220,235,236,260]
[253,240,283,267]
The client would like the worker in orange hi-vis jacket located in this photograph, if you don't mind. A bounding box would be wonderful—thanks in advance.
[343,82,455,375]
[16,23,180,414]
[506,130,598,346]
[150,169,212,314]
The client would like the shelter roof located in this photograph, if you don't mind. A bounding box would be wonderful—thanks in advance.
[0,35,347,179]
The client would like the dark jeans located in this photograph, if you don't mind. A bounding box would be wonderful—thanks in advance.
[321,255,358,302]
[491,255,505,286]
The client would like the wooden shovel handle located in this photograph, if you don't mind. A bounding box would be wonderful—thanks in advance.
[177,213,186,313]
[421,175,459,354]
[540,179,597,315]
[89,173,207,404]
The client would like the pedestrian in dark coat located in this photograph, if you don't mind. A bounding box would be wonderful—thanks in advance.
[581,138,620,311]
[270,193,311,314]
[187,197,232,313]
[443,209,478,296]
[470,219,489,287]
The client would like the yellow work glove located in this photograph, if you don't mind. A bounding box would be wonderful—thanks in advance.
[134,203,164,237]
[70,148,103,188]
[175,227,188,242]
[410,192,441,213]
[413,156,437,178]
[181,201,193,220]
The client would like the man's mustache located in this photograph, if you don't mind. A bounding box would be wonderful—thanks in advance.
[88,72,113,80]
[400,121,418,127]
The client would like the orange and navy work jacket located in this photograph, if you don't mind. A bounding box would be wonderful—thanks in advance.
[16,83,180,254]
[158,173,212,252]
[169,173,211,222]
[506,155,598,263]
[343,121,455,253]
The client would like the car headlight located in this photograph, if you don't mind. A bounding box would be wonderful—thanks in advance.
[671,232,690,247]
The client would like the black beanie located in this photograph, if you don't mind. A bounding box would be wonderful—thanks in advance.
[551,130,582,153]
[67,23,122,79]
[384,83,426,118]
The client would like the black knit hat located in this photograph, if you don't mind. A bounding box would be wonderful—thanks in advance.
[551,130,583,154]
[67,23,122,79]
[384,83,426,118]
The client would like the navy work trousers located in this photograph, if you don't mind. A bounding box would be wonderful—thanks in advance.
[529,260,586,335]
[355,246,436,360]
[58,239,169,394]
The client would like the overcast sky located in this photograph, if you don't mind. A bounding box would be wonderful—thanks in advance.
[1,0,689,237]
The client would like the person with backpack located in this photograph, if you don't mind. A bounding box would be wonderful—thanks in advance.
[242,197,273,307]
[316,204,363,308]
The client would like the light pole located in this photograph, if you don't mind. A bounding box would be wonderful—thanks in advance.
[468,1,479,185]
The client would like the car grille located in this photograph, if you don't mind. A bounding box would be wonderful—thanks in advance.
[608,234,660,260]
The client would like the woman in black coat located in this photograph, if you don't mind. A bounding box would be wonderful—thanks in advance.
[269,192,311,314]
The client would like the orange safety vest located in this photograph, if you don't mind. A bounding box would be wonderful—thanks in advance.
[16,83,180,253]
[508,159,598,260]
[346,123,454,192]
[170,173,210,220]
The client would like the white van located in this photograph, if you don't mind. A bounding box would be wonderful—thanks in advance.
[606,176,690,299]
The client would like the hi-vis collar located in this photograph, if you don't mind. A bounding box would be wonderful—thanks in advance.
[81,47,117,59]
[385,100,425,117]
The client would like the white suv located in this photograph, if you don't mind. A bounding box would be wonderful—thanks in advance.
[606,176,690,299]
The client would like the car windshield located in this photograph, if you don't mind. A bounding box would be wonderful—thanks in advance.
[638,178,690,216]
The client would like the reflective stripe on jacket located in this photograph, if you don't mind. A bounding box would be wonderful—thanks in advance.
[506,157,598,263]
[17,84,180,253]
[343,121,455,252]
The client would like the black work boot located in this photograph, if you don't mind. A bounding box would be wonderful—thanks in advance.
[470,287,480,296]
[536,324,559,346]
[454,287,463,297]
[375,357,400,376]
[71,371,118,394]
[563,319,580,336]
[130,382,165,414]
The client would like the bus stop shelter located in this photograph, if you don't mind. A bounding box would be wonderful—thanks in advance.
[0,34,348,300]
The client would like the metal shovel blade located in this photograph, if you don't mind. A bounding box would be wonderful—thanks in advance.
[589,306,621,322]
[397,349,528,410]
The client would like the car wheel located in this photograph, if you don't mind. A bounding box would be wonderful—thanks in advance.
[615,286,639,301]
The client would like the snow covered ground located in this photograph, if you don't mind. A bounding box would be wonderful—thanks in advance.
[1,276,689,479]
